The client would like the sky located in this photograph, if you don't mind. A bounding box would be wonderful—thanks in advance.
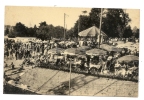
[5,6,140,29]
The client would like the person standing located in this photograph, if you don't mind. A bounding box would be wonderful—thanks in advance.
[41,43,44,55]
[15,49,19,60]
[11,62,15,69]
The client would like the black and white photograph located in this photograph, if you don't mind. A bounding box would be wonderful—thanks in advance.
[3,6,140,97]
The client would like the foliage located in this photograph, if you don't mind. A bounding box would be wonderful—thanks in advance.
[123,25,133,38]
[4,27,9,36]
[73,15,91,38]
[89,8,101,27]
[101,9,131,38]
[27,27,36,37]
[5,8,139,39]
[8,30,16,38]
[13,22,27,37]
[36,22,50,40]
[36,21,66,40]
[66,28,74,39]
[71,8,132,38]
[132,26,139,38]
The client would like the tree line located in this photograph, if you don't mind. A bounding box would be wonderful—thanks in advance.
[4,8,139,40]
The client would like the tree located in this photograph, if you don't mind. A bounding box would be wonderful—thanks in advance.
[36,22,50,40]
[52,26,64,39]
[70,8,131,38]
[13,22,27,37]
[135,29,139,38]
[132,26,139,38]
[4,27,9,36]
[89,8,101,28]
[36,22,65,40]
[73,15,91,38]
[123,25,133,38]
[79,15,91,32]
[102,9,131,37]
[27,27,36,37]
[66,28,74,39]
[8,29,16,38]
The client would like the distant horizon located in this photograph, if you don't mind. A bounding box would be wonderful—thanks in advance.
[5,6,140,30]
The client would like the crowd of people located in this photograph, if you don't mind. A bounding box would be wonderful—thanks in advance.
[4,37,139,80]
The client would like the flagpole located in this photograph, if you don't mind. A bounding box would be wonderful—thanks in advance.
[99,8,103,48]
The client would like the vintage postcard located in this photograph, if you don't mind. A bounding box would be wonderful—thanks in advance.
[4,6,139,97]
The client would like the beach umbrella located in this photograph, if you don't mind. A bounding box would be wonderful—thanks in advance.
[63,46,90,55]
[101,44,123,52]
[117,55,139,63]
[48,48,65,54]
[86,48,107,56]
[63,48,81,55]
[77,46,90,51]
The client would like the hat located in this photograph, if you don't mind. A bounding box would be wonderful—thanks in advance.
[107,56,112,60]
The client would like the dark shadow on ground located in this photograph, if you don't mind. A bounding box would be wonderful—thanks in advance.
[47,75,99,95]
[3,83,40,95]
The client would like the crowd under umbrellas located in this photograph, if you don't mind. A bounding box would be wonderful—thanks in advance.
[4,36,139,81]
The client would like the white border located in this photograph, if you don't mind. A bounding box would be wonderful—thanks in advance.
[0,0,144,100]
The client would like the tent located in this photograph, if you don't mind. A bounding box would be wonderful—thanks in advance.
[78,26,107,37]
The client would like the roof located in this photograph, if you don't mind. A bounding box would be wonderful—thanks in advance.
[78,26,107,37]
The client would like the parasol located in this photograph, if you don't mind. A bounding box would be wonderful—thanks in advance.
[63,46,89,56]
[63,48,81,55]
[48,48,65,54]
[117,55,139,63]
[101,44,123,52]
[86,48,107,56]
